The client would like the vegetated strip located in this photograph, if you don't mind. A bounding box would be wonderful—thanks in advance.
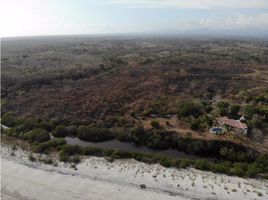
[2,115,268,179]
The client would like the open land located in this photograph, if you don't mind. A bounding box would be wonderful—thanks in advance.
[1,36,268,199]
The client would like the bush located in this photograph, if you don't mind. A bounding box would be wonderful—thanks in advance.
[114,131,131,142]
[117,116,127,127]
[24,128,50,143]
[178,101,202,118]
[205,106,213,113]
[77,125,114,142]
[217,101,230,116]
[52,125,67,137]
[2,128,19,137]
[217,101,230,109]
[130,125,147,144]
[193,159,211,170]
[29,154,36,162]
[65,125,77,136]
[151,120,160,129]
[146,131,169,150]
[245,163,262,177]
[15,117,38,132]
[83,146,105,156]
[59,150,69,162]
[179,160,190,169]
[244,105,257,119]
[160,158,175,168]
[230,165,245,177]
[212,163,228,174]
[190,119,201,130]
[60,144,82,155]
[37,121,55,132]
[70,155,81,163]
[110,149,132,159]
[31,138,66,153]
[1,112,17,127]
[229,105,240,118]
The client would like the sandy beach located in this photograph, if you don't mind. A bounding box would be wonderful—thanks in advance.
[1,144,268,200]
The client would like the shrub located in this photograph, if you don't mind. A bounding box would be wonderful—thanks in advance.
[37,121,55,132]
[190,119,201,130]
[83,146,105,156]
[65,125,77,136]
[16,117,38,132]
[193,159,210,170]
[52,125,67,137]
[77,125,114,142]
[130,111,136,117]
[110,149,132,159]
[229,105,240,118]
[212,163,228,174]
[29,154,36,162]
[179,160,190,169]
[70,155,81,163]
[117,116,127,127]
[146,131,169,150]
[217,101,230,109]
[244,105,257,119]
[230,163,247,177]
[178,101,202,118]
[114,131,131,142]
[24,128,50,143]
[245,163,262,177]
[31,138,66,153]
[205,106,213,113]
[151,120,160,129]
[59,150,69,162]
[160,158,175,168]
[217,101,230,116]
[129,125,147,144]
[1,112,16,127]
[2,128,19,137]
[59,144,82,155]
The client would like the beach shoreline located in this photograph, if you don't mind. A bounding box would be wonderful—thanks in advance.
[1,144,268,200]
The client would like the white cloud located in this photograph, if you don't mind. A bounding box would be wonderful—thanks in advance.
[195,13,268,30]
[230,13,268,28]
[106,0,268,9]
[199,18,212,28]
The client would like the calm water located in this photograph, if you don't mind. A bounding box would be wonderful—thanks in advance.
[65,137,206,160]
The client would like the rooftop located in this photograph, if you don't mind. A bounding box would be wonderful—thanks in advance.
[217,117,247,130]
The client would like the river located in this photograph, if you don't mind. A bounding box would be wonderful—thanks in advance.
[65,136,209,160]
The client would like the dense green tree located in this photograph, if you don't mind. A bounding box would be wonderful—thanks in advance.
[229,104,240,118]
[217,101,230,116]
[244,105,257,119]
[130,125,147,144]
[52,125,67,137]
[178,101,202,118]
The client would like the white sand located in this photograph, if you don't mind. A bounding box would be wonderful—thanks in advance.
[1,145,268,200]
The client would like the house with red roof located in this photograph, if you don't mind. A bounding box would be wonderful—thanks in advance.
[216,116,248,135]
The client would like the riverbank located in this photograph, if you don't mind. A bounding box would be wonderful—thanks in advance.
[1,144,268,200]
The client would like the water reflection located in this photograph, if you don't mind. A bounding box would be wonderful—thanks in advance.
[65,137,205,160]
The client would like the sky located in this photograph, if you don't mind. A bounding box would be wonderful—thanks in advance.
[1,0,268,37]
